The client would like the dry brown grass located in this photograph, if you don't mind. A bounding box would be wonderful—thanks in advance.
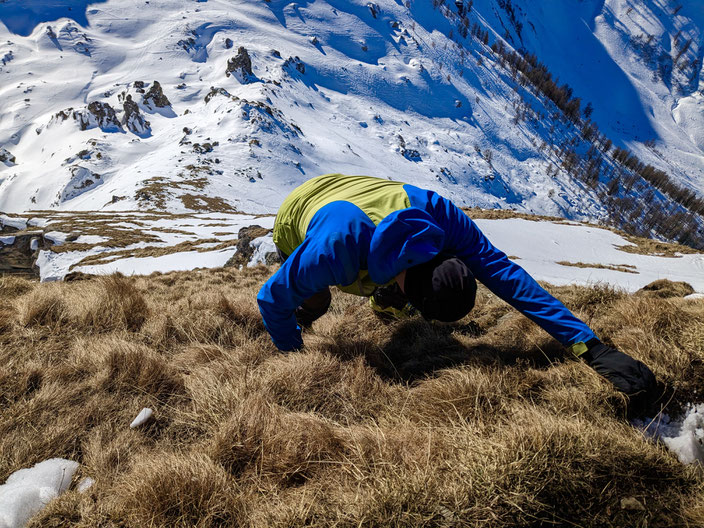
[1,268,703,527]
[557,260,640,274]
[72,238,240,268]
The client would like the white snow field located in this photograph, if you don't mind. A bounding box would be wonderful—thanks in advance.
[0,0,702,231]
[475,218,704,293]
[0,458,78,528]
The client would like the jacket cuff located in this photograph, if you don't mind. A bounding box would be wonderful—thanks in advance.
[567,338,601,358]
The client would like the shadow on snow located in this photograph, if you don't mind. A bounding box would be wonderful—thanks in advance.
[0,0,108,36]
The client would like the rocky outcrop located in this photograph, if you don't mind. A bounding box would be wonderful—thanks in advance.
[226,47,254,82]
[49,102,121,132]
[283,55,306,75]
[143,81,171,108]
[58,165,103,202]
[0,147,16,165]
[0,229,47,278]
[204,86,237,104]
[77,101,121,131]
[121,94,151,135]
[224,225,276,268]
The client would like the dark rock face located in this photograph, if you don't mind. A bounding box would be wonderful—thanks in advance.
[283,56,305,75]
[226,47,253,81]
[122,94,151,135]
[0,229,47,278]
[143,81,171,108]
[224,225,276,268]
[86,101,121,130]
[0,148,16,164]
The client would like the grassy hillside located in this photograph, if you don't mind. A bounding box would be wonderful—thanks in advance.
[1,267,703,527]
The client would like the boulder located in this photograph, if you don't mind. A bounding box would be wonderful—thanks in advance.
[143,81,171,108]
[122,94,151,135]
[226,47,253,82]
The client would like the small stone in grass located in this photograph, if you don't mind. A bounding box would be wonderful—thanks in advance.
[130,407,154,429]
[77,477,94,493]
[620,497,646,511]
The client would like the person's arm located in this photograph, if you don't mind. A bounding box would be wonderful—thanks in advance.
[257,201,373,351]
[414,189,596,347]
[403,187,658,405]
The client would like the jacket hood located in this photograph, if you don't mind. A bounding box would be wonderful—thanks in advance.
[367,207,446,284]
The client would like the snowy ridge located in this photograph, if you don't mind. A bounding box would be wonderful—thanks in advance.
[0,0,702,240]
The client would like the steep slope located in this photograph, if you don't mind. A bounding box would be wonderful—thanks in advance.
[482,0,704,194]
[0,0,702,246]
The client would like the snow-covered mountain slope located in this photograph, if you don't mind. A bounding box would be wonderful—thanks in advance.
[479,0,704,196]
[0,0,702,244]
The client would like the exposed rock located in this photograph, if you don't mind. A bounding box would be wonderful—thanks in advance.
[368,3,379,18]
[46,26,57,40]
[226,47,253,82]
[58,165,103,202]
[121,94,151,135]
[0,147,16,164]
[143,80,171,108]
[224,225,275,268]
[0,229,47,278]
[283,55,306,75]
[193,141,218,154]
[84,101,121,131]
[133,80,146,93]
[636,279,695,298]
[224,38,233,49]
[204,86,237,104]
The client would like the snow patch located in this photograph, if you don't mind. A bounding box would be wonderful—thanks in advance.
[74,248,237,276]
[0,458,79,528]
[0,216,27,230]
[634,405,704,464]
[129,407,153,428]
[247,235,277,267]
[76,477,94,494]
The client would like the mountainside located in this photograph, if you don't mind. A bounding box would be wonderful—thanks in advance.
[0,0,703,245]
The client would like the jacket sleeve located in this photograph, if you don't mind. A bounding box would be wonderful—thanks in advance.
[257,201,372,351]
[405,186,597,347]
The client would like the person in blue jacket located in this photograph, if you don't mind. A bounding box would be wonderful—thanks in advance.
[257,173,658,403]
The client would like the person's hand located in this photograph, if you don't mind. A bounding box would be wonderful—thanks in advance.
[583,341,662,416]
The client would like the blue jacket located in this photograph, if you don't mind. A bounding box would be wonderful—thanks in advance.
[257,174,597,351]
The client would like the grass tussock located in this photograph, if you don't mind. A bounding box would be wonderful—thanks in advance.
[0,266,702,527]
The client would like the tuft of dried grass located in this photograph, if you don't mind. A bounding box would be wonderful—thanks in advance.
[637,279,696,298]
[110,451,245,527]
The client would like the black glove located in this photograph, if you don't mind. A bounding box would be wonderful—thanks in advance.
[582,340,656,395]
[295,288,332,329]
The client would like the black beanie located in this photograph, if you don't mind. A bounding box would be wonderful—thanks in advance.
[404,255,476,322]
